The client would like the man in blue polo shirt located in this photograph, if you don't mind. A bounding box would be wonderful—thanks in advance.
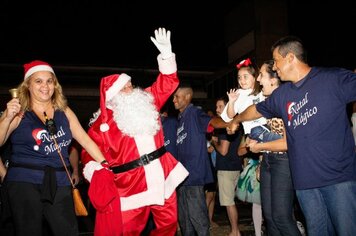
[173,86,229,236]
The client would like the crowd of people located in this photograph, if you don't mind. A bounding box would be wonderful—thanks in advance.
[227,36,356,236]
[1,27,356,236]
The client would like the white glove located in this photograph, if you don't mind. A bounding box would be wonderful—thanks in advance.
[83,161,104,183]
[150,27,172,59]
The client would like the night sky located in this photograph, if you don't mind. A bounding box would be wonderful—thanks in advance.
[0,1,230,70]
[1,1,356,71]
[287,0,356,70]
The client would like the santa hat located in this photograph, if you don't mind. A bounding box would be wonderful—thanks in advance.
[23,60,55,80]
[99,73,131,132]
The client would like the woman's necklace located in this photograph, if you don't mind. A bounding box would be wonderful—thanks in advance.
[32,104,54,124]
[32,107,57,135]
[44,111,57,135]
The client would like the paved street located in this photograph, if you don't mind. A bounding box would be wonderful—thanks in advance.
[175,201,260,236]
[76,200,259,236]
[2,198,305,235]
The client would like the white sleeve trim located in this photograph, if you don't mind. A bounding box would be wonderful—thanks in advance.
[157,53,177,75]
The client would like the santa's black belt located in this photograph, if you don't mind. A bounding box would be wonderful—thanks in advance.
[110,146,166,174]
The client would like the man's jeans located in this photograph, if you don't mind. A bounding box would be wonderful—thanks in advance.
[249,125,282,143]
[177,185,210,236]
[296,181,356,236]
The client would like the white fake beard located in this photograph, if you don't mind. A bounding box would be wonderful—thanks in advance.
[109,88,160,137]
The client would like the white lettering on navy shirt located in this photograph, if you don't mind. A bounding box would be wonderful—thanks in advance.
[37,126,71,155]
[286,92,318,128]
[177,122,187,144]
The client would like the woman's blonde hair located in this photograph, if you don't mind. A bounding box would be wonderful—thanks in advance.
[17,73,68,111]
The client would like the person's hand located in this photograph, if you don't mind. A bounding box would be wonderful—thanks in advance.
[211,136,218,143]
[207,145,215,153]
[226,121,240,134]
[71,171,80,186]
[0,161,6,183]
[227,88,240,103]
[100,160,110,169]
[4,98,22,120]
[246,139,259,153]
[150,27,172,59]
[82,161,104,183]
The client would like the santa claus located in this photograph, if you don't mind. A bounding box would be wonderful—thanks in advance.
[81,28,189,235]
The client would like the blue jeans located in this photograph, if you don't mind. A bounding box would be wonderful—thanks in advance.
[249,125,282,143]
[296,181,356,236]
[261,153,301,236]
[177,185,210,236]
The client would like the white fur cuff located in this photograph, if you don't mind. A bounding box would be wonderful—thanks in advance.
[83,161,104,182]
[157,53,177,75]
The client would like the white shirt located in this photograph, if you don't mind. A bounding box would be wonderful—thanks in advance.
[352,113,356,145]
[221,89,267,134]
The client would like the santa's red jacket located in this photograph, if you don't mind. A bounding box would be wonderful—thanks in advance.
[82,55,188,211]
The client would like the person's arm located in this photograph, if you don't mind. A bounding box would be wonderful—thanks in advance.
[0,158,6,183]
[220,89,239,122]
[211,137,230,156]
[237,135,248,156]
[226,102,235,120]
[64,107,106,163]
[147,28,178,108]
[248,138,287,153]
[0,99,22,146]
[69,145,80,186]
[248,126,287,153]
[209,116,231,129]
[226,89,240,119]
[227,104,262,134]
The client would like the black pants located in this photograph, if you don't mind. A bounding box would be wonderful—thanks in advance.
[7,182,78,236]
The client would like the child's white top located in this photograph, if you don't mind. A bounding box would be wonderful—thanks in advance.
[221,89,267,134]
[351,113,356,146]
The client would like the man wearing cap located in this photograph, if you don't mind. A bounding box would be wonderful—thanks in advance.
[81,28,189,235]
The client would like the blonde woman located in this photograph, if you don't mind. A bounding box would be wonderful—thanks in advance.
[0,60,106,236]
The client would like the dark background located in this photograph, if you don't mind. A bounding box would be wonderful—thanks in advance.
[287,0,356,70]
[0,1,232,70]
[1,0,356,122]
[1,0,356,71]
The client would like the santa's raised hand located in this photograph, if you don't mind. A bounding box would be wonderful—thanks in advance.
[150,27,172,59]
